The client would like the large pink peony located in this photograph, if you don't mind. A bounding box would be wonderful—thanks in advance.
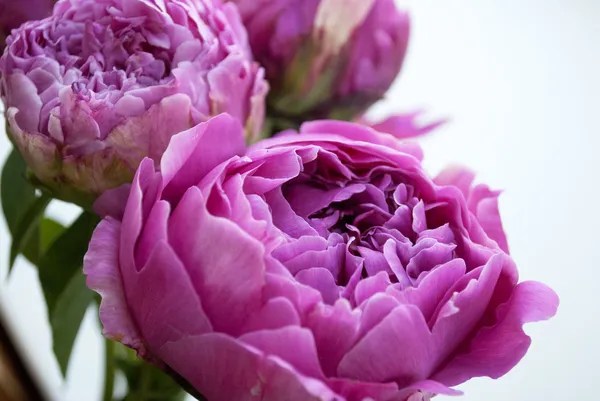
[85,114,557,401]
[0,0,267,206]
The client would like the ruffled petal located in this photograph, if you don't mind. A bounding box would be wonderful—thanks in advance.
[433,281,558,386]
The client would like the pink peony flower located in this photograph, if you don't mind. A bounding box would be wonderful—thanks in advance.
[227,0,409,122]
[0,0,267,207]
[85,114,558,401]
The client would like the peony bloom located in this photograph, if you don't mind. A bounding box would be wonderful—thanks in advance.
[227,0,409,122]
[0,0,267,207]
[0,0,54,48]
[85,114,558,401]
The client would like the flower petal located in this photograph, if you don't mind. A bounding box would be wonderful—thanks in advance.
[83,218,146,355]
[126,240,212,352]
[160,113,246,203]
[167,186,265,334]
[240,326,325,379]
[467,184,509,253]
[158,333,343,401]
[433,281,558,386]
[338,304,433,385]
[306,299,361,377]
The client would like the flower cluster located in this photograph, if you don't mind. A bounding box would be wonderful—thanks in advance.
[0,0,558,400]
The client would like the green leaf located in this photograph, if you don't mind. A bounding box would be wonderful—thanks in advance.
[21,217,67,266]
[50,270,93,376]
[1,149,52,270]
[37,211,99,376]
[1,149,36,233]
[9,194,51,269]
[21,224,41,266]
[39,218,67,252]
[38,211,100,313]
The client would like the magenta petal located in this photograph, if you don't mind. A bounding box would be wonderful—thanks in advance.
[83,218,146,355]
[283,243,346,278]
[468,184,509,253]
[430,254,508,358]
[119,158,162,275]
[126,240,212,351]
[392,379,462,401]
[158,333,343,401]
[93,184,132,220]
[298,120,424,160]
[241,297,301,333]
[135,200,170,268]
[167,186,265,334]
[356,293,400,340]
[403,379,462,396]
[434,166,475,199]
[160,113,245,202]
[240,326,325,379]
[339,304,433,385]
[364,112,446,140]
[306,299,361,377]
[433,281,558,386]
[263,272,322,320]
[354,271,392,306]
[326,378,399,401]
[392,259,466,323]
[295,267,341,305]
[265,188,319,238]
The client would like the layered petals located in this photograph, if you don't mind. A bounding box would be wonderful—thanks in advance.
[85,117,557,400]
[1,0,267,206]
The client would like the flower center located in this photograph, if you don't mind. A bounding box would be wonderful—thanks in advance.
[277,168,457,298]
[305,173,419,252]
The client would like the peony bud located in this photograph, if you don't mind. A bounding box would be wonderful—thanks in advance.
[0,0,268,207]
[229,0,409,123]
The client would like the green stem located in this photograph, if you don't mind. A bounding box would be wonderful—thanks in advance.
[137,360,152,401]
[103,338,115,401]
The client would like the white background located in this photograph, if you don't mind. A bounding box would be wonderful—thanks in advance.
[1,0,599,399]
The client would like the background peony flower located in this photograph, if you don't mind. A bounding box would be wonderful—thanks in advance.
[85,114,558,401]
[0,0,54,49]
[0,0,267,207]
[227,0,409,123]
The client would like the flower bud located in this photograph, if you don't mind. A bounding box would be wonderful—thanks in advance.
[1,0,268,207]
[229,0,409,122]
